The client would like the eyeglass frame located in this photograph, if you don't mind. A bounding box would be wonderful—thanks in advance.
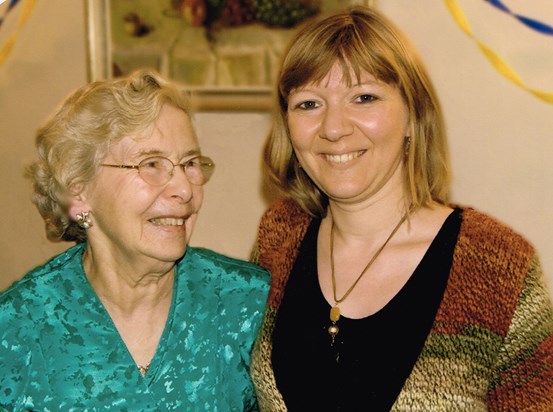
[100,155,215,186]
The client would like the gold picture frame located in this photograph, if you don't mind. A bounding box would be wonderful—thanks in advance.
[85,0,376,111]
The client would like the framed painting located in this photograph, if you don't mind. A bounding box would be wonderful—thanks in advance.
[85,0,376,111]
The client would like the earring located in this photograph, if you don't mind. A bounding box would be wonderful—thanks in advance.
[76,211,93,229]
[404,136,411,157]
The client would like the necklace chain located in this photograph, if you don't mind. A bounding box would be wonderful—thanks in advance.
[330,209,410,304]
[327,207,412,345]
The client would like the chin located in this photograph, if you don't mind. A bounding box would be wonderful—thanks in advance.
[147,236,188,260]
[327,188,365,201]
[156,246,188,264]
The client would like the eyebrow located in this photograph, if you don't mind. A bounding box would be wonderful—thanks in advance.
[136,148,201,159]
[292,78,382,94]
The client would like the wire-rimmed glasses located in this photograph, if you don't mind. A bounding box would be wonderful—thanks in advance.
[100,155,215,186]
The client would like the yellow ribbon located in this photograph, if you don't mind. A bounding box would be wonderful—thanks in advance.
[444,0,553,104]
[0,0,37,66]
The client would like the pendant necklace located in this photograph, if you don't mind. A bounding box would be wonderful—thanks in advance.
[138,362,150,377]
[328,208,412,345]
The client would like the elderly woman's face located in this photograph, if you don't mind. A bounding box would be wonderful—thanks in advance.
[286,63,411,205]
[78,104,203,266]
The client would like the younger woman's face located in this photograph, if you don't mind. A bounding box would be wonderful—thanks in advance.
[287,63,411,206]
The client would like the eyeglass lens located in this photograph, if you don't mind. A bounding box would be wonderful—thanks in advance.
[138,156,214,186]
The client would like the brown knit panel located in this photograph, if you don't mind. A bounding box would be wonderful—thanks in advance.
[256,197,312,308]
[434,208,535,336]
[251,198,311,412]
[487,337,553,412]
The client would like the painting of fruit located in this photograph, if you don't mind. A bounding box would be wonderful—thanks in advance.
[88,0,373,109]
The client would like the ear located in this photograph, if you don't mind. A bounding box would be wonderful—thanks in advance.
[407,119,415,140]
[67,192,90,222]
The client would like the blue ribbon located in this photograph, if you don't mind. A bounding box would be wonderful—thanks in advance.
[0,0,21,28]
[484,0,553,35]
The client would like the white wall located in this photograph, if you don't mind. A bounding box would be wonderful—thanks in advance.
[0,0,88,288]
[376,0,553,298]
[1,0,551,300]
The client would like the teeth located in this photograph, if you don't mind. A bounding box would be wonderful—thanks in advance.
[326,151,362,163]
[150,218,185,226]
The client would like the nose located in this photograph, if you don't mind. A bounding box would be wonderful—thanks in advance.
[167,165,195,202]
[319,105,353,141]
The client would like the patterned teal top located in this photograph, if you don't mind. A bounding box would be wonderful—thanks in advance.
[0,243,270,411]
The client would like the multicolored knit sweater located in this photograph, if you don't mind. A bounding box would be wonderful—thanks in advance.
[250,197,553,411]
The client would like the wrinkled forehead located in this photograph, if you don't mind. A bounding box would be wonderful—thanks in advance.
[104,105,198,160]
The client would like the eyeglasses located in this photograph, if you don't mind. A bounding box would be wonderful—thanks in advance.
[100,155,215,186]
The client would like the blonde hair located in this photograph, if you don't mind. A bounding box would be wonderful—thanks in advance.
[28,69,191,242]
[264,6,450,216]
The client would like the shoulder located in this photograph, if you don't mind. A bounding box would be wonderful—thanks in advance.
[256,197,312,265]
[457,206,535,258]
[447,206,537,317]
[0,246,84,387]
[180,247,270,330]
[438,206,549,340]
[183,246,270,287]
[0,246,85,345]
[260,196,311,227]
[258,197,312,251]
[255,198,313,307]
[1,245,84,309]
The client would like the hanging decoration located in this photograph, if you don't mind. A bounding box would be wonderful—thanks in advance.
[0,0,20,29]
[484,0,553,35]
[0,0,36,66]
[443,0,553,104]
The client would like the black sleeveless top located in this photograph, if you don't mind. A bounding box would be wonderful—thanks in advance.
[272,209,461,411]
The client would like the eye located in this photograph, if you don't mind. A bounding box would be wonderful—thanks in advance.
[141,157,167,170]
[355,94,377,104]
[296,100,320,110]
[180,157,206,177]
[183,157,201,169]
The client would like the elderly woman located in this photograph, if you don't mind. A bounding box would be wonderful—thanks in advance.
[250,6,553,412]
[0,69,270,410]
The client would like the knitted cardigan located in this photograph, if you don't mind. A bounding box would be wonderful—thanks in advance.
[250,197,553,411]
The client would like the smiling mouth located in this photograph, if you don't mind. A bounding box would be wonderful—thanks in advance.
[150,217,185,226]
[325,150,365,164]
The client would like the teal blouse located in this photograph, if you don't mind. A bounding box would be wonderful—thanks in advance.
[0,243,270,411]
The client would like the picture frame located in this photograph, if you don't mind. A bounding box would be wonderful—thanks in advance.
[85,0,376,111]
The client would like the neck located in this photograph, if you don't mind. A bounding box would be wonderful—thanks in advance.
[83,246,175,313]
[327,191,410,240]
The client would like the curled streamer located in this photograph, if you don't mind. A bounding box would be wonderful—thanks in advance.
[444,0,553,104]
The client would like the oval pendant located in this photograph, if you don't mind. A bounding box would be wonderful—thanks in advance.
[330,306,340,322]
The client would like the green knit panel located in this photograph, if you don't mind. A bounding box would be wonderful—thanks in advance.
[490,256,553,390]
[392,326,502,411]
